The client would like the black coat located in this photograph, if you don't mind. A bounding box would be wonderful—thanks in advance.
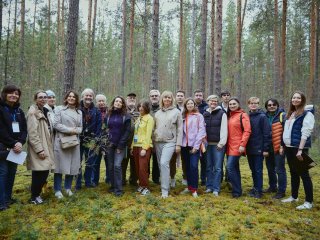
[0,100,27,159]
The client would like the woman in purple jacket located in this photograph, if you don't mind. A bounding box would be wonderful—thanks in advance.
[180,98,206,197]
[105,96,132,197]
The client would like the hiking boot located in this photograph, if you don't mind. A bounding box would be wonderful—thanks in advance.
[272,192,285,199]
[263,187,278,193]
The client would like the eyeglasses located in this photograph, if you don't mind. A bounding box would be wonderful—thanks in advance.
[150,95,159,98]
[222,94,230,97]
[38,96,48,99]
[267,104,276,107]
[250,102,259,105]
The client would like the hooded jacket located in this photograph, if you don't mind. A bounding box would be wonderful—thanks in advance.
[181,112,206,150]
[246,109,271,155]
[226,109,251,156]
[154,106,183,146]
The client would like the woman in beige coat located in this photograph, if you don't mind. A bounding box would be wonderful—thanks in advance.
[27,90,55,204]
[53,90,82,199]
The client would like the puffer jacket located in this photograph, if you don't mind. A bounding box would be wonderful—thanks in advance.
[226,109,251,156]
[181,113,206,150]
[266,108,285,153]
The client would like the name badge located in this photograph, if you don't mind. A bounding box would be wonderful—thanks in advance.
[133,135,138,143]
[12,122,20,133]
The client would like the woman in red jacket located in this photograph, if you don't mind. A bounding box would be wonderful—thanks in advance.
[226,98,251,198]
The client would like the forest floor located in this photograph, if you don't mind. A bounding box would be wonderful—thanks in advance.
[1,149,320,239]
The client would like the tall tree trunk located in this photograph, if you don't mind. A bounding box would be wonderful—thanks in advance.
[235,0,242,100]
[309,0,317,103]
[214,0,222,96]
[63,0,80,94]
[87,0,93,48]
[274,0,280,98]
[19,0,25,76]
[198,0,207,93]
[121,0,127,87]
[150,0,159,90]
[209,0,215,95]
[129,0,135,76]
[279,0,287,107]
[4,0,12,85]
[91,0,98,53]
[188,0,196,96]
[178,0,185,90]
[46,0,51,71]
[142,0,149,94]
[13,0,17,36]
[0,0,2,49]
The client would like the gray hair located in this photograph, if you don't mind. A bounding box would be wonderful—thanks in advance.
[149,89,160,96]
[207,94,219,102]
[95,94,107,102]
[81,88,95,98]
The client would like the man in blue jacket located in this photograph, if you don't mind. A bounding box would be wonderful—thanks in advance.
[76,88,102,189]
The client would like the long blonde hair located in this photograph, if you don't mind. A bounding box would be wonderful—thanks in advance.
[159,90,176,108]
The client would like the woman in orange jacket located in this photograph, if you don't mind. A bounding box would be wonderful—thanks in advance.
[226,97,251,198]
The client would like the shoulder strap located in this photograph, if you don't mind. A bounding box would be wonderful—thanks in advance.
[240,113,244,132]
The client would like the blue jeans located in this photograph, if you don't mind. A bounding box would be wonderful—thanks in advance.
[265,152,287,193]
[247,154,264,193]
[0,160,17,208]
[54,173,74,191]
[181,147,200,191]
[76,145,97,188]
[92,152,110,185]
[227,156,242,196]
[106,146,125,195]
[206,145,225,192]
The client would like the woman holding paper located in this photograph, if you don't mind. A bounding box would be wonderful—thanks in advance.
[281,91,315,210]
[0,85,27,211]
[26,90,55,204]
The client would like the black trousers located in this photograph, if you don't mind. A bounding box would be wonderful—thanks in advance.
[286,147,313,203]
[31,170,49,199]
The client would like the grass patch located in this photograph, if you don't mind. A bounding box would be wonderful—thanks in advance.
[1,154,320,239]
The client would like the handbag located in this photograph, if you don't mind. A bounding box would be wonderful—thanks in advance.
[60,135,79,149]
[0,143,10,161]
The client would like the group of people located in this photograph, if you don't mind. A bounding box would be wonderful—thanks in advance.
[0,84,315,212]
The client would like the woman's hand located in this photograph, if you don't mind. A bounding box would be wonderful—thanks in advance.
[140,149,146,157]
[190,148,198,154]
[175,146,181,154]
[13,142,22,153]
[296,149,303,161]
[263,151,269,157]
[239,146,245,154]
[38,151,46,160]
[279,146,284,155]
[116,149,122,154]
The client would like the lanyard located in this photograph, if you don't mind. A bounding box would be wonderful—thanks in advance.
[5,106,17,122]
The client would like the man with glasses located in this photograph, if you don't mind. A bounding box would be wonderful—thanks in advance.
[149,89,161,184]
[263,98,287,199]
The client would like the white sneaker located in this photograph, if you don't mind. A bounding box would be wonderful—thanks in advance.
[213,191,219,197]
[192,191,198,198]
[161,193,168,199]
[170,179,176,188]
[137,186,144,193]
[281,196,298,203]
[55,191,64,199]
[65,189,73,197]
[141,188,150,196]
[182,179,187,185]
[180,188,190,195]
[204,189,213,193]
[296,202,313,210]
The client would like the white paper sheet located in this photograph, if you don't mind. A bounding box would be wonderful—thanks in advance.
[6,150,27,165]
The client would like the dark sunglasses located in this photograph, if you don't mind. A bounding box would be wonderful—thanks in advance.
[267,103,276,107]
[38,96,48,99]
[222,94,230,97]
